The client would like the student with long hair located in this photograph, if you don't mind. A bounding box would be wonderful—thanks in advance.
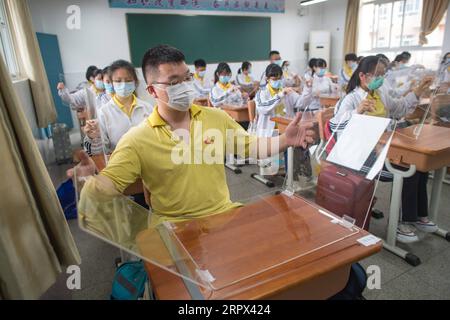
[329,56,434,243]
[210,62,246,108]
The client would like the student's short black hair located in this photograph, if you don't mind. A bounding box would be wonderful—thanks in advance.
[108,59,139,85]
[93,69,103,79]
[282,60,290,68]
[401,51,411,59]
[345,53,358,62]
[214,62,232,83]
[395,52,410,63]
[315,58,327,68]
[308,58,317,69]
[265,63,283,78]
[376,54,390,63]
[141,44,186,83]
[85,65,98,81]
[102,67,111,79]
[194,59,206,68]
[269,50,280,58]
[238,61,252,74]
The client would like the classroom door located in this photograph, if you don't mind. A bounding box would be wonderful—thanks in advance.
[36,32,73,128]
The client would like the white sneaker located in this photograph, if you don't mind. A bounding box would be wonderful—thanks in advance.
[396,223,419,243]
[414,219,438,233]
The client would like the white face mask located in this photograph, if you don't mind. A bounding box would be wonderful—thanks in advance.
[155,81,196,112]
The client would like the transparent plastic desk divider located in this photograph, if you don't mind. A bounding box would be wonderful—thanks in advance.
[281,108,395,232]
[74,169,362,298]
[396,69,444,140]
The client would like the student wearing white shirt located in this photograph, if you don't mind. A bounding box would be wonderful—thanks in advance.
[83,60,153,156]
[255,64,313,137]
[310,58,335,110]
[281,60,301,91]
[192,59,212,99]
[339,53,358,90]
[57,67,109,111]
[329,56,434,243]
[254,63,314,185]
[210,62,247,108]
[236,61,258,98]
[260,50,283,87]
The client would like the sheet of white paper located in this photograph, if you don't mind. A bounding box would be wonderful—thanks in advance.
[366,130,394,180]
[326,114,391,171]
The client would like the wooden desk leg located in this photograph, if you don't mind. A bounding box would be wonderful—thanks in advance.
[429,167,450,241]
[383,161,421,266]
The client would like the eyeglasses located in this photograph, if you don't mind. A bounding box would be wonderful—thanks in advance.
[151,73,194,87]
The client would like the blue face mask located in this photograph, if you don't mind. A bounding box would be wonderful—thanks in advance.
[367,76,384,91]
[104,82,114,94]
[113,81,136,98]
[219,75,231,84]
[198,70,206,78]
[274,59,283,67]
[351,62,358,70]
[317,68,326,77]
[446,58,450,64]
[269,79,282,89]
[95,80,105,90]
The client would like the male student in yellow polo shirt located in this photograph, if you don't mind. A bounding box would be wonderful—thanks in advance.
[77,45,315,226]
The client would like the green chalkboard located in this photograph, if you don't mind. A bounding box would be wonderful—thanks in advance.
[126,13,271,67]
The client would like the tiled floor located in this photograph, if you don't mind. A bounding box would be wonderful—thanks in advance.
[41,150,450,300]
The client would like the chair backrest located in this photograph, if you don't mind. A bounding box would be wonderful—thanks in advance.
[319,96,340,109]
[317,107,335,141]
[431,93,450,122]
[248,99,256,122]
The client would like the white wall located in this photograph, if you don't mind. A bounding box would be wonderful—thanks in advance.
[28,0,347,89]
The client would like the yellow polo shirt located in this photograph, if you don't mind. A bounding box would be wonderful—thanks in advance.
[113,94,137,118]
[100,104,256,225]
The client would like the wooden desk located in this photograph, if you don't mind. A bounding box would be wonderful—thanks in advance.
[381,124,450,172]
[91,154,144,196]
[141,194,381,300]
[222,106,250,122]
[319,95,340,108]
[380,124,450,265]
[270,116,291,134]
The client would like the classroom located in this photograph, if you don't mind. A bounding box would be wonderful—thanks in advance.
[1,0,450,303]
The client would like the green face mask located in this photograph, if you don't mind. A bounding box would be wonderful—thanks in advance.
[367,76,384,91]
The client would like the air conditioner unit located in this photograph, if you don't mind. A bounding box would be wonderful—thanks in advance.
[309,30,331,66]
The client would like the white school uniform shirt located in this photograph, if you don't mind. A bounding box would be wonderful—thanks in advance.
[310,74,333,110]
[83,95,153,155]
[329,86,419,138]
[235,73,255,89]
[58,85,110,111]
[255,85,313,137]
[438,63,450,83]
[210,82,243,108]
[193,74,213,99]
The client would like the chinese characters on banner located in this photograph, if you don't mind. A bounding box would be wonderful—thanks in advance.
[109,0,285,13]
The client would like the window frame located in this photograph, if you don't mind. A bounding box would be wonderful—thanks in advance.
[358,0,446,57]
[0,0,20,78]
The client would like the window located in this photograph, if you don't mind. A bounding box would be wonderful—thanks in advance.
[357,0,447,69]
[0,0,19,78]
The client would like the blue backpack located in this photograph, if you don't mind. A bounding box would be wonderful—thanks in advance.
[56,178,77,220]
[111,261,149,300]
